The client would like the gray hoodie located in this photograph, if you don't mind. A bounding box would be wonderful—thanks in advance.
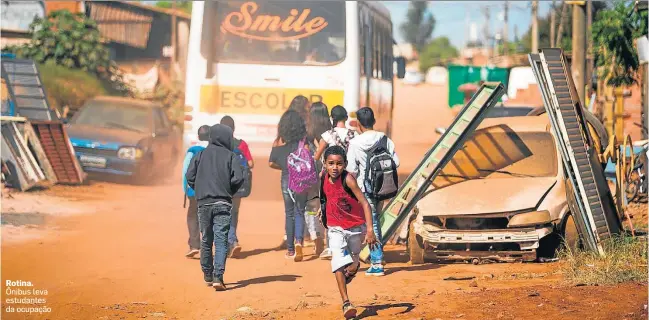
[186,124,244,206]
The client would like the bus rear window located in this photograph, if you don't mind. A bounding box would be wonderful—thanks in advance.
[201,1,345,66]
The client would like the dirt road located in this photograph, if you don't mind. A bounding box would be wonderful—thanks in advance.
[2,84,647,319]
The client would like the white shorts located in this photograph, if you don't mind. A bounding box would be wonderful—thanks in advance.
[328,225,367,273]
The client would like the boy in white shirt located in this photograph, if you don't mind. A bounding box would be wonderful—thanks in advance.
[345,107,399,276]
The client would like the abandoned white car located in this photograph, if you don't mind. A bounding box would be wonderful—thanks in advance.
[408,116,580,264]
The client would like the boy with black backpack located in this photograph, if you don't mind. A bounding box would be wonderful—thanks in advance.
[220,116,253,258]
[346,107,399,277]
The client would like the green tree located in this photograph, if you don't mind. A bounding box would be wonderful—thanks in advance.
[6,10,126,92]
[400,1,435,54]
[592,1,648,86]
[418,37,458,72]
[155,1,192,15]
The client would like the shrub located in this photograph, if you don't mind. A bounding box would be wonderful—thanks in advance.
[559,235,648,285]
[38,63,112,112]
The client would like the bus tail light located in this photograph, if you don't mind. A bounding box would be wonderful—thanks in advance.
[184,114,193,121]
[184,105,193,112]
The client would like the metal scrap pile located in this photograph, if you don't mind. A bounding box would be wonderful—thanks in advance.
[1,55,86,191]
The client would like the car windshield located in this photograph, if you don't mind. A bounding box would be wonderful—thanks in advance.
[201,1,346,66]
[434,126,558,187]
[71,101,151,133]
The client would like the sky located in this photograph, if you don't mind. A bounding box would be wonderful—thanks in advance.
[383,1,553,48]
[148,0,552,49]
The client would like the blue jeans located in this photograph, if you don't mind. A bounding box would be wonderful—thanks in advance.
[228,197,241,247]
[198,202,232,278]
[281,176,306,252]
[365,193,383,266]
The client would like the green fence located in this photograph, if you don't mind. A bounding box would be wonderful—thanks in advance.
[447,65,509,108]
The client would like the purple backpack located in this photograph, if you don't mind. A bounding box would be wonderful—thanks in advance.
[287,138,318,194]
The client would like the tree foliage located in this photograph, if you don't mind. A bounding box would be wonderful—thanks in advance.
[592,1,648,87]
[5,10,127,93]
[155,1,192,15]
[419,37,459,72]
[400,1,435,54]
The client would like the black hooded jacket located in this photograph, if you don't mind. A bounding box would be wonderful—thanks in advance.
[186,124,244,206]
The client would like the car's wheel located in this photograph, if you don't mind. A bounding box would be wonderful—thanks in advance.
[562,213,580,252]
[407,220,425,264]
[537,227,562,259]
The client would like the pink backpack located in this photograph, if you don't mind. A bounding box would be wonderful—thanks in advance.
[287,138,318,194]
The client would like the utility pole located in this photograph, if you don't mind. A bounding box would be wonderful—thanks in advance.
[550,0,556,47]
[503,1,509,56]
[556,2,568,48]
[586,0,593,96]
[483,6,491,57]
[531,0,539,52]
[171,0,177,81]
[572,1,587,106]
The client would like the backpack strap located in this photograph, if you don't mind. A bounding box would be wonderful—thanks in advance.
[319,173,328,229]
[340,171,358,200]
[330,129,343,147]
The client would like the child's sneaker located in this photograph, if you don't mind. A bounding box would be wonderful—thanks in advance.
[285,251,296,259]
[319,248,332,260]
[212,275,226,291]
[365,265,385,276]
[203,274,213,286]
[294,243,303,262]
[342,300,357,319]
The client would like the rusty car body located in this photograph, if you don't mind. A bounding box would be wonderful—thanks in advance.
[408,116,574,263]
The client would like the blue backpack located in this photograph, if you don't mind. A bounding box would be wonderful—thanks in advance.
[233,139,252,198]
[182,145,205,207]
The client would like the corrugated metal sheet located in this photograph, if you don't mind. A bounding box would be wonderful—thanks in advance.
[88,2,153,48]
[1,58,57,121]
[31,121,85,185]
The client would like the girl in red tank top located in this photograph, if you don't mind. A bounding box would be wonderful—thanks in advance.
[319,145,376,319]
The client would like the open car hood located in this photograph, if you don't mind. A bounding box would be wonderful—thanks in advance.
[416,177,557,217]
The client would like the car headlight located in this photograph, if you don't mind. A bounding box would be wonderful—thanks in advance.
[117,147,144,160]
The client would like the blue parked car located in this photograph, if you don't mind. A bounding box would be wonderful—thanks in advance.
[67,96,181,182]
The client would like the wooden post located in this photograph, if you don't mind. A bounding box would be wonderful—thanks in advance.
[572,2,587,105]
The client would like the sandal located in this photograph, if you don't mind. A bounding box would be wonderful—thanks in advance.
[344,262,360,284]
[342,300,357,319]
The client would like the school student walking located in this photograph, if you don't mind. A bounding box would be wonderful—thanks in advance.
[186,124,244,290]
[345,107,399,276]
[269,110,317,261]
[181,125,211,258]
[304,101,332,255]
[219,116,254,258]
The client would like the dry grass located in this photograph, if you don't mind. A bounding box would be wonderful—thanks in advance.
[559,236,648,285]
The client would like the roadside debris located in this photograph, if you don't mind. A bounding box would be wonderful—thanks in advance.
[444,276,476,281]
[1,57,86,192]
